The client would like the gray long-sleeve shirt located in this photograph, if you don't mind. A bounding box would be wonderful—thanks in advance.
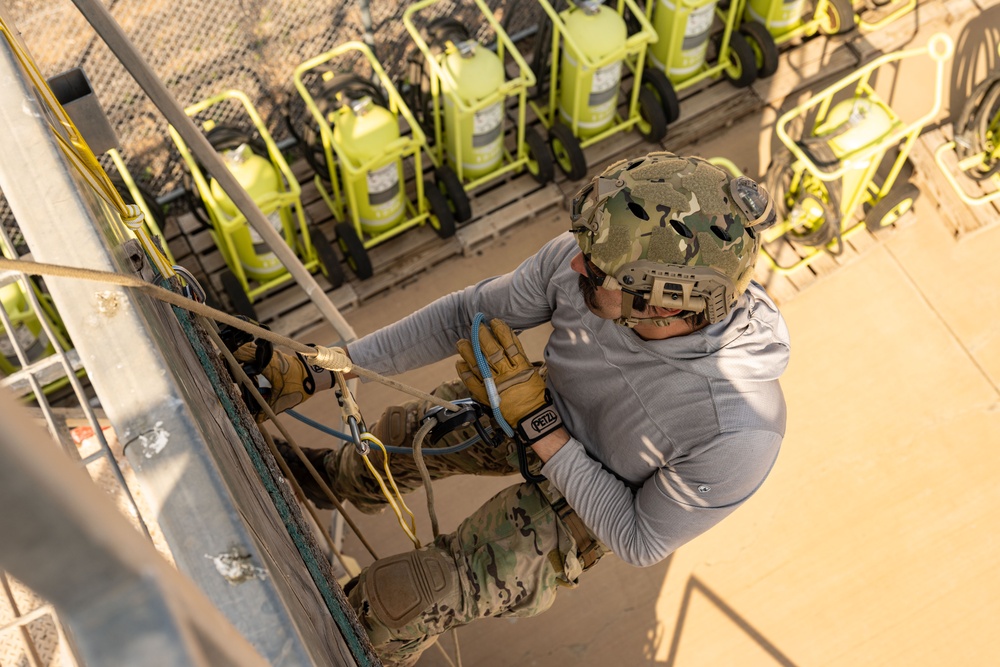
[347,232,790,567]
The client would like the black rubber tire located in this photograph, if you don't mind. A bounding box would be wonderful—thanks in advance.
[311,228,345,288]
[424,181,457,238]
[875,150,915,188]
[716,33,759,89]
[524,126,555,185]
[549,122,588,181]
[220,268,257,320]
[435,165,472,223]
[740,22,780,79]
[636,87,668,142]
[865,182,920,232]
[641,67,681,124]
[820,0,857,35]
[334,222,373,280]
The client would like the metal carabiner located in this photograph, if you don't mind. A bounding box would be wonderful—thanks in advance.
[347,415,369,455]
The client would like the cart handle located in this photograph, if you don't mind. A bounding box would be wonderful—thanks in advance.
[402,0,538,112]
[775,33,954,181]
[534,0,659,69]
[293,41,428,150]
[933,141,1000,207]
[179,89,302,200]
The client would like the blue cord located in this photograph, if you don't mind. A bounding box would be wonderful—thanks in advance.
[286,409,481,455]
[471,312,515,438]
[287,409,353,442]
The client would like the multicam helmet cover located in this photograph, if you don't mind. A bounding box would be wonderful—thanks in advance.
[570,151,775,327]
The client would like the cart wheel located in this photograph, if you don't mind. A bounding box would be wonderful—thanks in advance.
[524,127,555,185]
[865,183,919,232]
[334,222,373,280]
[820,0,856,35]
[765,150,842,249]
[424,180,457,239]
[220,268,257,320]
[716,33,759,89]
[641,68,681,124]
[311,229,346,289]
[636,87,668,142]
[549,122,588,181]
[739,22,779,79]
[435,165,472,223]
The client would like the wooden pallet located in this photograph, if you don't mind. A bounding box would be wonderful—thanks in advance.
[910,126,1000,239]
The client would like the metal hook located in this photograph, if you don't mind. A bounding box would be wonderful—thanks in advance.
[347,415,369,455]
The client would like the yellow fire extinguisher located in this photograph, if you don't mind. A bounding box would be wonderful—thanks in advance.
[328,83,408,237]
[557,0,628,137]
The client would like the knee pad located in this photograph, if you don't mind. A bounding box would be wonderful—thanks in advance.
[362,549,459,630]
[374,405,410,449]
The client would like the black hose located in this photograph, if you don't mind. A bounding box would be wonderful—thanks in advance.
[765,144,844,252]
[954,73,1000,181]
[296,73,391,178]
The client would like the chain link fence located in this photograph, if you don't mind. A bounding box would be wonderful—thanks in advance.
[6,0,546,201]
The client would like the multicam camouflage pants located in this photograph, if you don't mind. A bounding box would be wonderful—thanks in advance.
[323,380,606,667]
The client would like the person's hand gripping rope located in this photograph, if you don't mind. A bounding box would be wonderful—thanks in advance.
[455,318,564,465]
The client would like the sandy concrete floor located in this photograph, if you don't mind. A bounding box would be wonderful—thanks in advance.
[277,8,1000,666]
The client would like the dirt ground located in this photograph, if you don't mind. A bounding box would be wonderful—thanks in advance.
[273,5,1000,666]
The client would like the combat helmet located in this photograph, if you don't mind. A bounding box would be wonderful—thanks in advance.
[570,151,776,327]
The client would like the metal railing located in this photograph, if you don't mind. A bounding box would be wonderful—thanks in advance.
[0,6,373,665]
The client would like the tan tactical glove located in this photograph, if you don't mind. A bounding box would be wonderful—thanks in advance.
[234,342,334,420]
[455,318,562,445]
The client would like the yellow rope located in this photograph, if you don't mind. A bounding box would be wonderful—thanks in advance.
[0,253,465,550]
[360,434,421,548]
[0,256,462,412]
[0,20,174,278]
[204,318,381,560]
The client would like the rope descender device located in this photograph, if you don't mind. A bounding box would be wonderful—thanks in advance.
[421,398,502,449]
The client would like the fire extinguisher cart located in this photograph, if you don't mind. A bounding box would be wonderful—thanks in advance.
[530,0,668,181]
[402,0,555,220]
[933,42,1000,208]
[0,268,72,380]
[169,89,344,319]
[744,0,855,46]
[646,0,773,108]
[293,42,456,280]
[762,33,953,273]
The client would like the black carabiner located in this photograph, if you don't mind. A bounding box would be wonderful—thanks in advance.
[516,439,546,484]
